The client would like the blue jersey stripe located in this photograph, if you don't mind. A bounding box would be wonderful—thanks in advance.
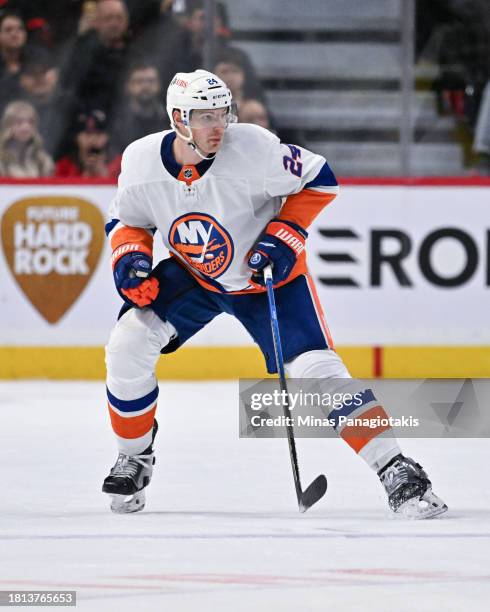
[106,386,159,412]
[105,218,157,238]
[304,161,338,189]
[105,218,120,236]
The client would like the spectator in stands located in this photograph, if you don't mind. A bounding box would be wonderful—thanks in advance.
[0,100,53,177]
[0,1,87,49]
[17,49,75,158]
[60,0,131,116]
[0,11,26,71]
[182,0,265,103]
[213,49,246,107]
[238,99,273,131]
[110,61,167,153]
[415,0,460,63]
[184,0,231,45]
[55,109,121,178]
[18,49,58,107]
[131,0,190,90]
[473,81,490,175]
[429,0,489,172]
[434,0,489,127]
[0,12,27,108]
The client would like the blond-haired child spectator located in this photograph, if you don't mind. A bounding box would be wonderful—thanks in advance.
[0,100,53,176]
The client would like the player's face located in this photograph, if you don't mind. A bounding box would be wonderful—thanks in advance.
[188,109,228,154]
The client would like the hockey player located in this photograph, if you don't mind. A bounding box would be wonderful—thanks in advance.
[102,69,447,518]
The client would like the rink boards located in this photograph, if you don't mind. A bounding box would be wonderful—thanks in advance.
[0,177,489,379]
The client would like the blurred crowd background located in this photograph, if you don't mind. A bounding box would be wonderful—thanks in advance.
[0,0,488,178]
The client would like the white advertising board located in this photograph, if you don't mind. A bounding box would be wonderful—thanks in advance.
[0,182,488,347]
[308,185,489,344]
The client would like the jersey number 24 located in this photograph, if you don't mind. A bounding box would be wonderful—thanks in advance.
[283,144,303,177]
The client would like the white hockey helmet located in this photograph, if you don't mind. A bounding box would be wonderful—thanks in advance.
[166,69,234,131]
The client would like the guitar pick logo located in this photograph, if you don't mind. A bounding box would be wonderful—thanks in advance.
[1,196,104,323]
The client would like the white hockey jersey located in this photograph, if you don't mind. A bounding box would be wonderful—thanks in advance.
[107,123,338,293]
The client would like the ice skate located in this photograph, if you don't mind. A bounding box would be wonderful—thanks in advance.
[102,420,158,514]
[378,454,448,519]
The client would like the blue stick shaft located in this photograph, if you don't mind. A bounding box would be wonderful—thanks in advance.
[263,266,303,503]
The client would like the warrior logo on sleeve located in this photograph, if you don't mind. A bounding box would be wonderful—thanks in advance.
[168,213,233,278]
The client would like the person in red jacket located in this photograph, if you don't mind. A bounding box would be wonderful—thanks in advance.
[55,109,121,178]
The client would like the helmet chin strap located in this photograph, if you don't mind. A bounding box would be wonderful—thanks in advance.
[175,123,217,161]
[187,140,216,161]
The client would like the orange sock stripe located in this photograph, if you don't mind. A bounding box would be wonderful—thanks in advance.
[108,402,157,439]
[339,405,391,453]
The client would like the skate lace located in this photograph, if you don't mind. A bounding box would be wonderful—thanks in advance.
[112,453,153,478]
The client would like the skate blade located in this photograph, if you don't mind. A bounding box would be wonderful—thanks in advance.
[109,490,146,514]
[396,489,448,520]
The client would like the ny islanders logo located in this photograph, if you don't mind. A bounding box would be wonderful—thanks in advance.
[169,213,233,278]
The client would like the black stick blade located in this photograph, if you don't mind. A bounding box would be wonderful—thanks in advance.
[299,475,328,513]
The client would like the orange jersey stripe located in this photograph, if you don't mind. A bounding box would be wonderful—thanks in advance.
[278,189,337,229]
[108,403,157,439]
[110,226,154,253]
[339,405,391,453]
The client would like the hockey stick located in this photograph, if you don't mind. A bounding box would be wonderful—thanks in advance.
[263,265,327,512]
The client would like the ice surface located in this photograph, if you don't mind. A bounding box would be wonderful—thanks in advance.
[1,381,489,611]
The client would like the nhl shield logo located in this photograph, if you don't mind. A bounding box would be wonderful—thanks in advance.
[168,212,233,278]
[183,168,193,179]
